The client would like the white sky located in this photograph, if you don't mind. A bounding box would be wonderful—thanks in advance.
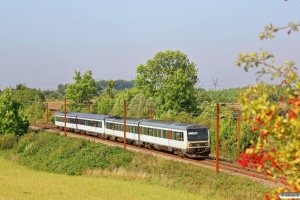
[0,0,299,90]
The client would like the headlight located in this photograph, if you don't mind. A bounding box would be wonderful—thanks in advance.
[205,142,208,146]
[189,143,192,147]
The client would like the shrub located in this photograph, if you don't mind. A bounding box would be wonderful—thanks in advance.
[0,134,19,150]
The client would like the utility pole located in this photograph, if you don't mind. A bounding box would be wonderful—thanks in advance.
[64,98,67,136]
[150,107,153,119]
[237,109,241,158]
[46,103,49,124]
[123,100,127,149]
[216,103,220,172]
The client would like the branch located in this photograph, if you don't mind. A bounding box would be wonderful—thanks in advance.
[260,22,300,40]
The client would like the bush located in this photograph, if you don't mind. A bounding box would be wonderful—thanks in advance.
[0,134,19,150]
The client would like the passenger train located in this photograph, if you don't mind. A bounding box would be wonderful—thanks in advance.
[54,112,211,158]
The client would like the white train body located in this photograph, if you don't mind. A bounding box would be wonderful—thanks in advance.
[54,112,210,158]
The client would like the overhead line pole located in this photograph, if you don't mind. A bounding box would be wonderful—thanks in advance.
[237,109,241,158]
[46,103,49,124]
[216,103,220,173]
[64,98,67,136]
[124,100,127,150]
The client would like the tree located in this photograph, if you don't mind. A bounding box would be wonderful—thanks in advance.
[135,50,198,113]
[235,21,300,199]
[57,84,68,96]
[0,88,29,135]
[15,83,28,90]
[66,70,97,112]
[106,79,115,98]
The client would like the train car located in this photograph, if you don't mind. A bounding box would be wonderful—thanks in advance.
[54,112,210,158]
[54,112,109,137]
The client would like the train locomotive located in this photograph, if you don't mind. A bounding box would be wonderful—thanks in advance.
[54,112,211,158]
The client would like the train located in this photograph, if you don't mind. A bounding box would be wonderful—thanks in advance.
[54,112,211,158]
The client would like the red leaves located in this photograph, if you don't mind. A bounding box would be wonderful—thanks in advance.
[279,97,284,102]
[260,130,269,137]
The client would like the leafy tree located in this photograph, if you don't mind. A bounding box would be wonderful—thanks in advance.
[236,21,300,199]
[66,70,97,112]
[15,83,28,90]
[13,87,45,104]
[98,79,135,91]
[127,93,162,119]
[57,84,68,96]
[106,79,115,98]
[0,88,29,135]
[135,50,198,113]
[114,80,135,90]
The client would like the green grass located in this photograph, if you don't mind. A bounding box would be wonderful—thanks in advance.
[0,132,272,199]
[0,156,208,200]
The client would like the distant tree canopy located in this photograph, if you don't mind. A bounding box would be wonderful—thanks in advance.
[135,50,198,112]
[66,70,97,112]
[0,88,29,135]
[13,86,45,104]
[57,84,68,96]
[98,80,135,91]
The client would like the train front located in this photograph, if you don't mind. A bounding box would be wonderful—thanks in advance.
[185,125,210,158]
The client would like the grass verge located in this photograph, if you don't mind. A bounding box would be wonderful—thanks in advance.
[0,132,272,199]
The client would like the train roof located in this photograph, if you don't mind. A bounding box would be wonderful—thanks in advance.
[55,112,109,120]
[55,112,208,130]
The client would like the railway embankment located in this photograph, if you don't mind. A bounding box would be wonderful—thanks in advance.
[0,131,271,200]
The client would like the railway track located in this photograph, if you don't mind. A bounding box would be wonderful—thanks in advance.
[29,124,281,187]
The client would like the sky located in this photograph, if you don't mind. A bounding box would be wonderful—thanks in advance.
[0,0,299,91]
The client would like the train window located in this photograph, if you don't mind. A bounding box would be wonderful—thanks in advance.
[152,129,156,137]
[142,127,146,135]
[158,129,162,138]
[173,132,182,141]
[187,128,208,141]
[179,132,183,141]
[126,126,130,132]
[132,126,136,133]
[172,131,176,140]
[161,130,166,138]
[149,128,153,136]
[74,119,77,124]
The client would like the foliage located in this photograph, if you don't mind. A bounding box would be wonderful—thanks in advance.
[135,50,198,113]
[66,70,97,112]
[0,88,29,135]
[96,95,115,115]
[110,88,138,116]
[42,89,64,101]
[99,79,135,91]
[206,88,244,103]
[127,93,162,119]
[10,132,133,175]
[57,83,68,96]
[235,21,300,199]
[3,131,271,200]
[105,79,116,98]
[13,87,45,104]
[0,134,18,150]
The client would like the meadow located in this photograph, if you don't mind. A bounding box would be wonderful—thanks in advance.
[0,132,272,199]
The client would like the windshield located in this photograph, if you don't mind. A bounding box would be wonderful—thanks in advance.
[187,128,208,141]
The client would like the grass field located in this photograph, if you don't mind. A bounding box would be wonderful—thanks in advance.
[0,132,272,199]
[0,155,211,200]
